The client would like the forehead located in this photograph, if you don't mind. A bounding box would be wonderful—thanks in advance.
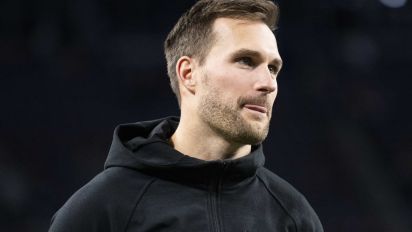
[208,18,280,59]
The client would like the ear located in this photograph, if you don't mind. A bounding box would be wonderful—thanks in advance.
[176,56,196,94]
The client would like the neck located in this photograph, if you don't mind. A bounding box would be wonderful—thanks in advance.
[170,114,251,161]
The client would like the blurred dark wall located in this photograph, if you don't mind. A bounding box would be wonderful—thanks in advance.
[0,0,411,231]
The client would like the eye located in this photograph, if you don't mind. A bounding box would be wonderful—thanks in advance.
[236,57,255,67]
[268,65,278,75]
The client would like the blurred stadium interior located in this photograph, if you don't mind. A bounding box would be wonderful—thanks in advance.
[0,0,411,231]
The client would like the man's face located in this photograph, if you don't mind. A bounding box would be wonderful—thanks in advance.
[196,18,282,145]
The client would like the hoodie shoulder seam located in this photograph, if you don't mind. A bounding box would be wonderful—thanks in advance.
[123,178,157,232]
[256,172,299,232]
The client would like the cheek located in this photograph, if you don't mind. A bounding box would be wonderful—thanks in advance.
[216,70,252,91]
[203,64,253,96]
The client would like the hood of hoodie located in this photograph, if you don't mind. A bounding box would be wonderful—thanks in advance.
[104,116,266,185]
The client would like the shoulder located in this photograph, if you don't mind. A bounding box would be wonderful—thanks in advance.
[257,168,324,232]
[49,167,155,232]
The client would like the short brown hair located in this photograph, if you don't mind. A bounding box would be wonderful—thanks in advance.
[164,0,279,106]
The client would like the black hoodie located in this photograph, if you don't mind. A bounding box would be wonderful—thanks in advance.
[49,117,323,232]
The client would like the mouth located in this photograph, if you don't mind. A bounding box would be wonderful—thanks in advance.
[243,104,268,114]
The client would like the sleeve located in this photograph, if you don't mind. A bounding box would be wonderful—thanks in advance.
[49,168,152,232]
[292,191,324,232]
[257,168,324,232]
[48,182,112,232]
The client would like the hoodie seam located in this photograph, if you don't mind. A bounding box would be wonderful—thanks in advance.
[125,140,193,168]
[126,150,189,168]
[126,142,229,168]
[256,173,299,232]
[123,178,157,232]
[126,139,168,153]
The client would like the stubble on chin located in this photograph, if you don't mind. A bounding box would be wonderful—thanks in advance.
[198,87,271,145]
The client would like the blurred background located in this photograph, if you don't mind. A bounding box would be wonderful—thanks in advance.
[1,0,411,231]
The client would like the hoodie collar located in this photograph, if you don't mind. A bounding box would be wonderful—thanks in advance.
[105,117,265,186]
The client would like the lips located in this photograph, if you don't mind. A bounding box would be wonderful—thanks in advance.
[243,104,268,114]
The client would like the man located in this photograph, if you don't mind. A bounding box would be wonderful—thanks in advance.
[49,0,323,231]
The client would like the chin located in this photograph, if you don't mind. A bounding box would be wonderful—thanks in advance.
[239,120,270,144]
[244,114,270,127]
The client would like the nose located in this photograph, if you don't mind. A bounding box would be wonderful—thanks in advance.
[254,66,277,94]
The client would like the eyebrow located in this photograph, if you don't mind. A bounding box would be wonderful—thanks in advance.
[230,48,283,68]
